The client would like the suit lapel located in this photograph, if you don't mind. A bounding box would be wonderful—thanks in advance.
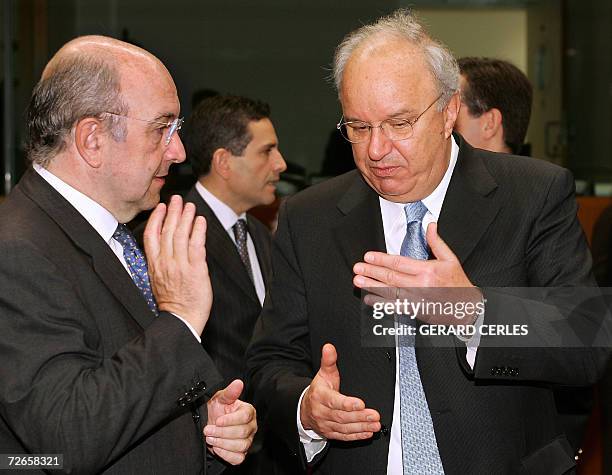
[185,188,260,305]
[20,169,156,329]
[332,173,387,276]
[437,136,500,265]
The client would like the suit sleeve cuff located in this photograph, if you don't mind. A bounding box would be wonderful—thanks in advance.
[456,304,485,370]
[171,313,201,343]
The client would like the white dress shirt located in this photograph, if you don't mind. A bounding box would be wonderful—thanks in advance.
[195,181,266,305]
[298,137,481,472]
[33,164,201,342]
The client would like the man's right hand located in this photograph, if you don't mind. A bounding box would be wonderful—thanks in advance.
[300,343,381,441]
[144,195,212,335]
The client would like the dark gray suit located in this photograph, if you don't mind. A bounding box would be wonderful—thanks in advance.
[247,136,611,474]
[0,169,224,474]
[184,187,300,475]
[184,187,271,383]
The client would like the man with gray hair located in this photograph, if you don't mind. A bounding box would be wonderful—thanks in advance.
[0,36,256,473]
[247,9,608,474]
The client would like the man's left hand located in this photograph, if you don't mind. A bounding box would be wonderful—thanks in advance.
[353,222,482,325]
[204,379,257,466]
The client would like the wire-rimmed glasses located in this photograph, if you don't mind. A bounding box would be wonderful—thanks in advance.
[336,93,443,144]
[104,112,184,146]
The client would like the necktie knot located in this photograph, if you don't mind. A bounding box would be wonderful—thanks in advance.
[113,224,138,249]
[400,201,429,260]
[404,201,428,224]
[233,219,249,244]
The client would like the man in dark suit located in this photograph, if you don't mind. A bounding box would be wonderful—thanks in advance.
[0,36,256,473]
[184,95,285,382]
[183,95,296,474]
[246,9,611,474]
[454,56,592,456]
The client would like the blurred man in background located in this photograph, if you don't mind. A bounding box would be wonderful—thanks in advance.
[184,95,292,474]
[454,57,532,155]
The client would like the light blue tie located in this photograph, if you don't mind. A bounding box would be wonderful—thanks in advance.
[398,202,444,474]
[113,224,159,316]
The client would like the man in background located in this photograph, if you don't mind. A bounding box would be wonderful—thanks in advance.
[0,36,256,473]
[454,57,532,155]
[184,95,291,473]
[184,94,286,382]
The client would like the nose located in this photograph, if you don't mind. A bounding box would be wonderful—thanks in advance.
[367,126,392,162]
[274,150,287,173]
[165,133,186,164]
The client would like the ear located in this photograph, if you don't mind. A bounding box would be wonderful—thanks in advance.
[443,92,460,138]
[210,148,233,180]
[482,108,503,140]
[74,117,104,168]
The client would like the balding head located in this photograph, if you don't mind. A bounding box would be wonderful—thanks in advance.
[27,35,168,167]
[333,9,459,110]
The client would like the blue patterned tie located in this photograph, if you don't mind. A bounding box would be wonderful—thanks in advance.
[113,224,158,316]
[233,219,254,283]
[398,202,444,474]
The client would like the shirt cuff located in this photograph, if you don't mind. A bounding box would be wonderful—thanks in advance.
[461,308,484,370]
[297,386,327,462]
[171,313,202,343]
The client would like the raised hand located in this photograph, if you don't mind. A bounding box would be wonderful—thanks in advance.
[143,194,212,335]
[353,222,482,326]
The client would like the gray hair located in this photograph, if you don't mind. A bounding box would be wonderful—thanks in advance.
[333,9,459,110]
[26,54,128,167]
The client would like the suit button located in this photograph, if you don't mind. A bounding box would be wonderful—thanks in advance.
[177,396,187,407]
[490,366,498,376]
[196,381,206,391]
[192,413,201,423]
[380,425,390,436]
[385,351,392,361]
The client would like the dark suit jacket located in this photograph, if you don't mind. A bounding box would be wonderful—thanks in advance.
[184,187,271,383]
[0,169,224,474]
[183,187,300,475]
[246,136,611,475]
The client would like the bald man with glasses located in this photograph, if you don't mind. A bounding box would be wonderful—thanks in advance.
[0,36,257,473]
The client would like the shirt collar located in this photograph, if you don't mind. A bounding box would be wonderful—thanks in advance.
[195,181,246,231]
[33,164,119,244]
[379,135,459,230]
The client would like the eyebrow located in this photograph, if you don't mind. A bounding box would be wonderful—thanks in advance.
[260,141,278,150]
[344,108,418,122]
[152,113,176,123]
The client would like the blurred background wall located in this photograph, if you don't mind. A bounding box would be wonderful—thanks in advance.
[1,0,611,191]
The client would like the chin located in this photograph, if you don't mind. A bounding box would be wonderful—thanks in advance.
[139,191,161,212]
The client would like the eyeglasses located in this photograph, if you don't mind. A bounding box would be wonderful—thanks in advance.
[336,93,443,144]
[103,112,184,146]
